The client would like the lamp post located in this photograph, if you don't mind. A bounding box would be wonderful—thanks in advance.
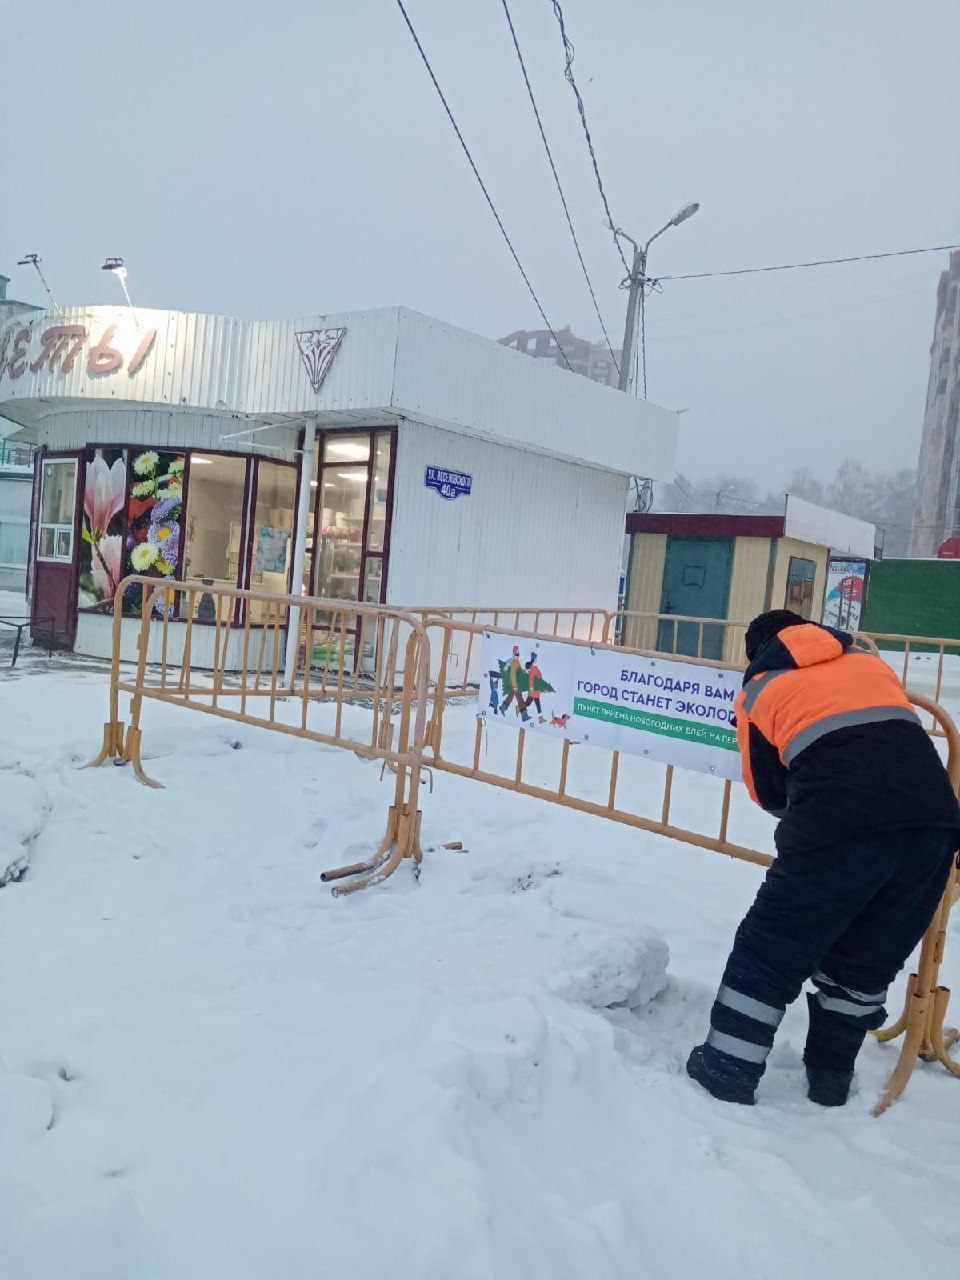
[17,254,60,312]
[101,257,139,328]
[614,202,700,396]
[715,484,736,512]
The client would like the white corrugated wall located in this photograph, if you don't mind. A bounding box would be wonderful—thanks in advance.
[37,409,297,461]
[386,419,626,612]
[3,306,677,485]
[391,309,677,479]
[75,612,283,669]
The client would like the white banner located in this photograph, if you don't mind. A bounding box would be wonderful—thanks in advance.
[478,631,741,780]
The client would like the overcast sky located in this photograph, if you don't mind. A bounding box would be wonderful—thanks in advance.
[3,0,957,488]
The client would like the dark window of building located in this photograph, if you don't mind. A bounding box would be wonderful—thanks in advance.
[37,459,77,562]
[785,556,817,619]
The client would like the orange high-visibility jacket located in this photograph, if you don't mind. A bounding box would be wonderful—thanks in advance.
[733,623,960,855]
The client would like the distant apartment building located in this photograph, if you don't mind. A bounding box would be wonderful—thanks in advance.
[499,326,621,388]
[912,250,960,556]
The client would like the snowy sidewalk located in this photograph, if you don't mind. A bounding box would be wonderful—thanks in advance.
[1,669,959,1280]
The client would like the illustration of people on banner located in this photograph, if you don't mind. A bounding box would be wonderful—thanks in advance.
[478,629,741,779]
[485,640,570,729]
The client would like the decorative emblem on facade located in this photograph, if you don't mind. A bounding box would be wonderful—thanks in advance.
[294,327,346,393]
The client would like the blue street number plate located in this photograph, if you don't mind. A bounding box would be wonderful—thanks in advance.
[425,466,472,500]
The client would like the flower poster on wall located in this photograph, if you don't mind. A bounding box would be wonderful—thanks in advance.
[79,448,127,610]
[123,450,185,616]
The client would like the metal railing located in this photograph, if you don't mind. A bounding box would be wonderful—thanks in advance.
[90,576,431,895]
[873,692,960,1113]
[88,588,960,1109]
[422,615,773,870]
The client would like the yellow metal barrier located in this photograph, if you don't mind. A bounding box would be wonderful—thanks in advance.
[406,604,610,702]
[873,692,960,1114]
[605,609,749,665]
[90,576,431,896]
[422,615,960,1113]
[88,588,960,1108]
[422,616,773,870]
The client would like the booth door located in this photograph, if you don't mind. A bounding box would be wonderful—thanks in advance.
[32,453,82,649]
[657,536,733,660]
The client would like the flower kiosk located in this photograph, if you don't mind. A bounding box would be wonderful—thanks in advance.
[1,302,676,669]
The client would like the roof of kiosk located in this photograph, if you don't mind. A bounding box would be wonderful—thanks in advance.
[0,304,676,478]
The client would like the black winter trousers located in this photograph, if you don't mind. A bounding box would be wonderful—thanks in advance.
[703,827,956,1086]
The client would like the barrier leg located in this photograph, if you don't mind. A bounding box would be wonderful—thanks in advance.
[88,719,127,768]
[874,989,932,1116]
[320,802,423,896]
[873,972,916,1043]
[927,986,960,1076]
[122,725,164,790]
[873,887,953,1115]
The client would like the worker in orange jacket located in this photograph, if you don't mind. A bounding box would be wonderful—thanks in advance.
[687,610,960,1107]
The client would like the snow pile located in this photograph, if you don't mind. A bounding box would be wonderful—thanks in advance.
[0,668,958,1279]
[0,773,46,886]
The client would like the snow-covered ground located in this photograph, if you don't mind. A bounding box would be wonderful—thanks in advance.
[1,653,959,1279]
[0,590,28,614]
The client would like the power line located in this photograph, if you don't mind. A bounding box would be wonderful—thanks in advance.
[661,242,960,282]
[549,0,630,278]
[499,0,620,374]
[647,280,934,344]
[393,0,573,370]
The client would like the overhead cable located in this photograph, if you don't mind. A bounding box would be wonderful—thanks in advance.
[394,0,573,370]
[500,0,620,374]
[661,242,960,282]
[549,0,631,277]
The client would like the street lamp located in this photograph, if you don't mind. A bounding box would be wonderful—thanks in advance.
[613,202,700,395]
[101,257,139,327]
[715,483,736,512]
[17,254,60,312]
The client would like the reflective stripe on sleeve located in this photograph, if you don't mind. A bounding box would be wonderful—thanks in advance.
[812,973,888,1005]
[815,992,885,1019]
[782,706,921,765]
[705,1029,772,1065]
[741,670,787,714]
[717,984,785,1028]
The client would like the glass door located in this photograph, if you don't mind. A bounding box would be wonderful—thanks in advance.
[32,454,81,648]
[310,434,370,672]
[306,430,394,675]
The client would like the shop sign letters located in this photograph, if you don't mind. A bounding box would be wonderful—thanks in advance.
[425,465,472,501]
[0,320,158,385]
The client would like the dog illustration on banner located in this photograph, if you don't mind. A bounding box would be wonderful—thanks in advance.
[488,644,568,729]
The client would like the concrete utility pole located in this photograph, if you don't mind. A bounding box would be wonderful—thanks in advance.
[614,203,700,396]
[617,244,646,393]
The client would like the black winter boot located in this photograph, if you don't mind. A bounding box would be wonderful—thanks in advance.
[803,992,869,1107]
[806,1067,854,1107]
[686,1044,758,1105]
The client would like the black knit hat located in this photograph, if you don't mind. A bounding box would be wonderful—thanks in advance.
[744,609,807,662]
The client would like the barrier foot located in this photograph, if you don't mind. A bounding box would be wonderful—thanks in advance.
[873,991,930,1116]
[123,727,164,790]
[873,973,916,1044]
[322,805,423,897]
[928,987,960,1076]
[87,720,126,769]
[320,833,394,885]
